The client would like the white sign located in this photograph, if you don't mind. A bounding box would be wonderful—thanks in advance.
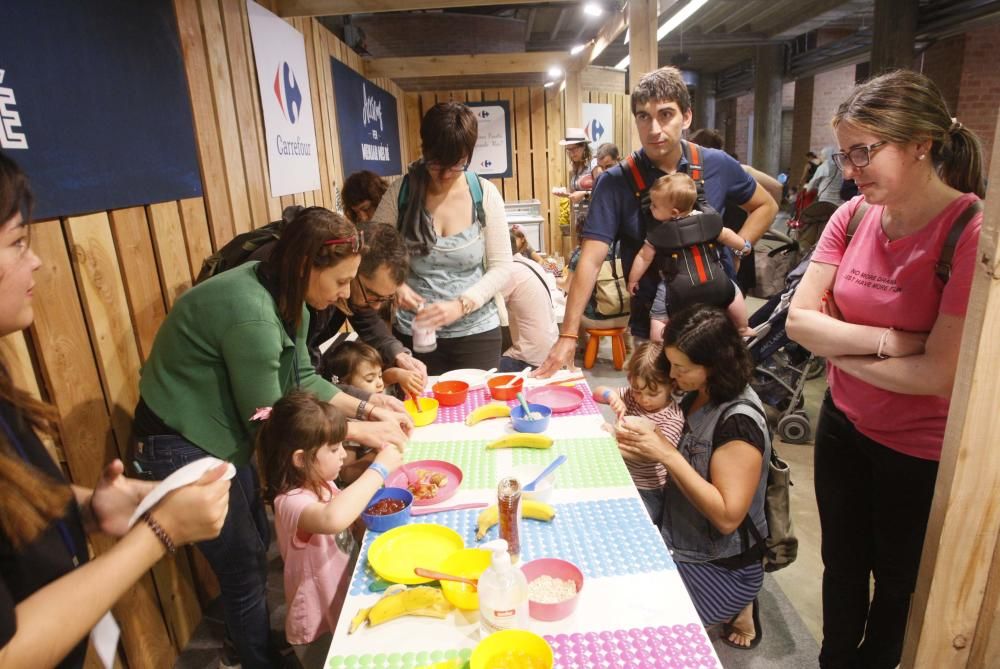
[468,103,511,178]
[0,69,28,149]
[582,103,614,150]
[247,1,320,197]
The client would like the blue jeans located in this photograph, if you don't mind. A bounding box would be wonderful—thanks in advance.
[132,435,278,668]
[638,487,664,525]
[499,355,532,373]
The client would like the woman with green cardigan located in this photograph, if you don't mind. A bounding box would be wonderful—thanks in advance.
[133,207,411,668]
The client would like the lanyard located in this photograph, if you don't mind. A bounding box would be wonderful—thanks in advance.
[0,412,81,567]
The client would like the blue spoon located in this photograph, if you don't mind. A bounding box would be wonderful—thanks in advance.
[516,391,535,421]
[523,455,568,492]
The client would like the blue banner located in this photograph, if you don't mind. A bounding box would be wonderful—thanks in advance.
[330,59,402,177]
[0,0,202,219]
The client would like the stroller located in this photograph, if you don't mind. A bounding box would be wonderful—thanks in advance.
[746,232,824,444]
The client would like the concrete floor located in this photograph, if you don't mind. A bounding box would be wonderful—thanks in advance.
[176,328,828,668]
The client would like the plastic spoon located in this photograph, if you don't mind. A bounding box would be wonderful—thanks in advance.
[523,455,567,492]
[409,393,423,414]
[516,392,535,421]
[500,366,532,389]
[467,368,497,391]
[410,502,489,516]
[413,567,479,589]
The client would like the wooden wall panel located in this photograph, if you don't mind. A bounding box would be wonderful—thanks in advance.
[148,203,194,309]
[109,208,169,361]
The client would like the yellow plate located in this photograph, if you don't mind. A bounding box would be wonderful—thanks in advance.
[367,523,464,584]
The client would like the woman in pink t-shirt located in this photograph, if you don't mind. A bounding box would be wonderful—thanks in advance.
[258,390,403,646]
[787,70,985,669]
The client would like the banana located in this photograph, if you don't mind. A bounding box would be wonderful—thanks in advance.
[349,584,452,633]
[485,433,553,450]
[465,402,511,426]
[475,500,556,540]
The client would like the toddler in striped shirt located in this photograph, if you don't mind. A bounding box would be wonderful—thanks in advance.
[594,342,685,523]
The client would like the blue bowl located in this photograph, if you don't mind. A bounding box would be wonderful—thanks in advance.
[510,403,552,433]
[361,487,413,532]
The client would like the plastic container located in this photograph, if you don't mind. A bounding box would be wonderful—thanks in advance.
[509,403,552,433]
[412,303,437,353]
[361,487,413,533]
[477,540,529,639]
[521,557,584,621]
[487,374,524,400]
[432,380,469,407]
[506,464,556,503]
[404,397,439,427]
[439,547,492,610]
[471,630,553,669]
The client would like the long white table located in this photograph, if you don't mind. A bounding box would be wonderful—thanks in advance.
[324,376,721,669]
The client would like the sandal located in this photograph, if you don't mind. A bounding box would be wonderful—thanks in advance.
[721,597,762,650]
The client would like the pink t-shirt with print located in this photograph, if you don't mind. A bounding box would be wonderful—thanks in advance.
[274,483,352,645]
[811,193,982,460]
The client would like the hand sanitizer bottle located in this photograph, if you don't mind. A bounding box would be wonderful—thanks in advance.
[477,539,529,639]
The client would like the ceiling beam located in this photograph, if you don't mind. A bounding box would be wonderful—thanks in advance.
[275,0,577,18]
[549,7,567,41]
[525,7,537,40]
[570,5,629,71]
[365,51,571,79]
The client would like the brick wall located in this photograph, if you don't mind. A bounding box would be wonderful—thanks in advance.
[810,64,856,152]
[355,14,525,57]
[918,34,965,114]
[734,93,754,162]
[957,24,1000,173]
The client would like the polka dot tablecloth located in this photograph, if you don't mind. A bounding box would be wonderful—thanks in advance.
[422,383,600,423]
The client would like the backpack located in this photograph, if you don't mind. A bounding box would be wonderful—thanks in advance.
[845,198,983,284]
[195,206,301,284]
[593,242,630,317]
[397,170,486,225]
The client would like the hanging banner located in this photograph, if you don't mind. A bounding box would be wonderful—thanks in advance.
[582,103,614,150]
[466,101,512,179]
[0,0,202,219]
[330,59,402,177]
[247,0,320,197]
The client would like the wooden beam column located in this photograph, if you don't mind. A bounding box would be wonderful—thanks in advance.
[564,69,582,130]
[901,109,1000,666]
[693,72,716,133]
[628,0,657,149]
[871,0,917,75]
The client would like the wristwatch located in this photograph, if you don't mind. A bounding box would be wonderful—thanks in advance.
[458,294,475,316]
[734,239,752,258]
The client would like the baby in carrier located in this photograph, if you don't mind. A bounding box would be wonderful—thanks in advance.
[627,173,752,342]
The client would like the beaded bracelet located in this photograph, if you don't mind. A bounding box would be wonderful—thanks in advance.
[141,511,176,555]
[368,462,390,482]
[355,399,368,421]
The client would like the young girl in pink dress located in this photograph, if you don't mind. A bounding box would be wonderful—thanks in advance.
[258,390,403,645]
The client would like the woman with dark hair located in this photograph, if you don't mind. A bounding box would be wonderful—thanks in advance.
[0,152,230,668]
[787,69,985,669]
[133,207,411,668]
[552,128,596,203]
[341,170,388,224]
[617,305,770,650]
[372,102,512,374]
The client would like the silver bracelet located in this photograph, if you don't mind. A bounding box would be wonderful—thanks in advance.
[355,400,368,420]
[876,327,893,359]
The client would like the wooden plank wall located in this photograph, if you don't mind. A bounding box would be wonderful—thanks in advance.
[403,87,567,255]
[2,2,410,667]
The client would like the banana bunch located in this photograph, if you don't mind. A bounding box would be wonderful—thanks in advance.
[465,402,511,426]
[348,584,452,634]
[476,500,556,540]
[485,433,553,449]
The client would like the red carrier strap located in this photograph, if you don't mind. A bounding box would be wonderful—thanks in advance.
[685,140,703,182]
[623,152,647,197]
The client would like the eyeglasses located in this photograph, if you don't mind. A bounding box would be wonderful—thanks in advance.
[426,159,471,174]
[324,229,365,252]
[355,275,396,307]
[832,141,888,171]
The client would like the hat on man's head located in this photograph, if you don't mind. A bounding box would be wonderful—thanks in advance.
[558,128,588,146]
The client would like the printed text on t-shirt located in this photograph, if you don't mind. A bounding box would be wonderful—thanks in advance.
[843,268,902,293]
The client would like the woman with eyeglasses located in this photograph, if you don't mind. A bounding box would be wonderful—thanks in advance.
[132,207,412,668]
[787,70,986,669]
[373,102,513,374]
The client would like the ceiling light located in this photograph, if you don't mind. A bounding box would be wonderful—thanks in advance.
[570,43,587,55]
[548,66,564,78]
[544,81,556,88]
[657,0,709,41]
[583,2,604,17]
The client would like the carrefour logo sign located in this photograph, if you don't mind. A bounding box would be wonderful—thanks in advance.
[273,62,302,124]
[0,70,28,150]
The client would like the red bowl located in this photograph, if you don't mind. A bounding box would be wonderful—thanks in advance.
[487,375,523,401]
[432,380,469,406]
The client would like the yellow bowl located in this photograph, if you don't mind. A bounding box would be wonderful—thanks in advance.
[404,397,439,427]
[439,548,492,610]
[471,630,553,669]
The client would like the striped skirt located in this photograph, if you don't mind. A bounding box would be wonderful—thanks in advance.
[675,559,764,625]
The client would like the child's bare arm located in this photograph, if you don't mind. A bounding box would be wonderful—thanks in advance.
[593,386,627,419]
[717,227,748,253]
[384,367,424,396]
[628,242,656,293]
